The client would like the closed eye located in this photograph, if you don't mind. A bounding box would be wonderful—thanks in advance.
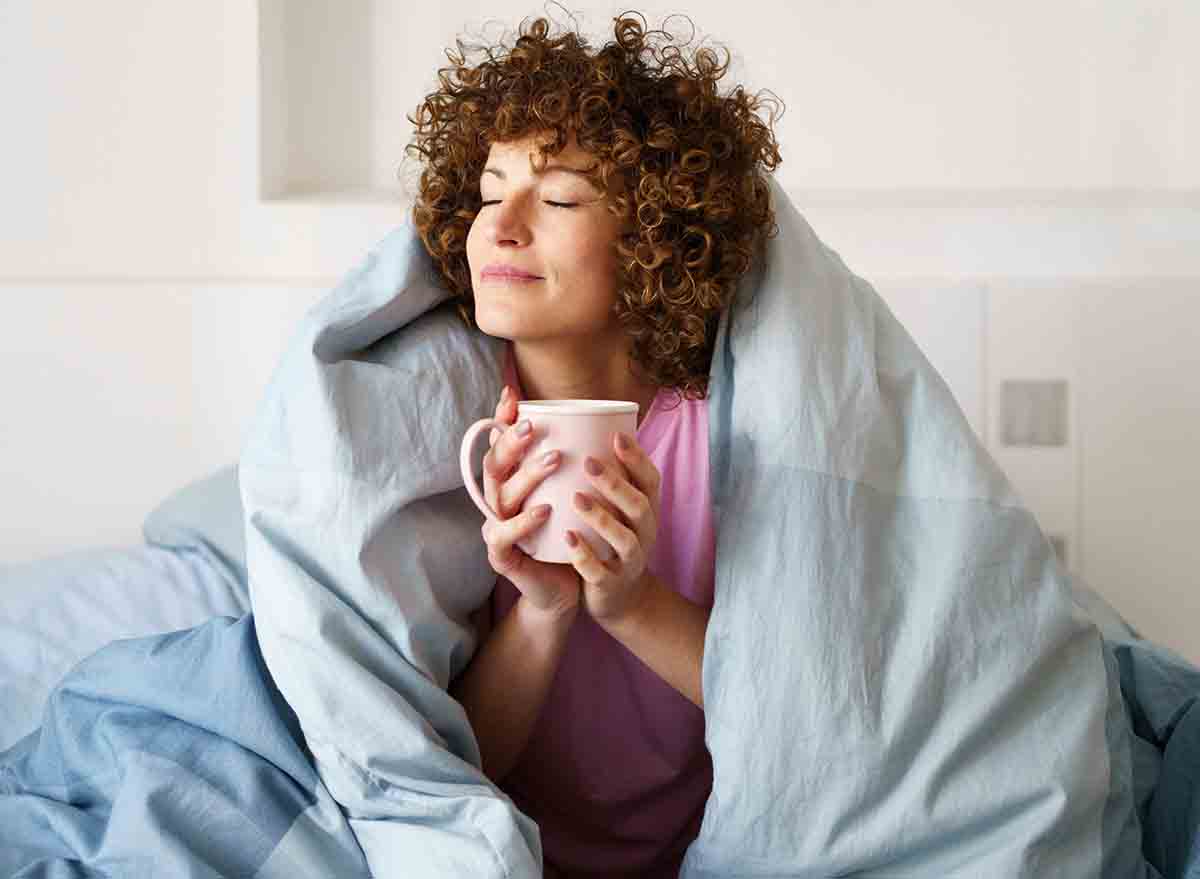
[479,200,578,209]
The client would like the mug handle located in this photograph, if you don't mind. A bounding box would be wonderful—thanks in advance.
[459,417,507,523]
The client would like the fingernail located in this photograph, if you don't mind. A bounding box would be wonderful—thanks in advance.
[584,456,603,476]
[500,385,511,403]
[574,492,593,511]
[542,450,561,467]
[533,504,551,519]
[565,530,579,547]
[515,420,531,436]
[616,433,631,451]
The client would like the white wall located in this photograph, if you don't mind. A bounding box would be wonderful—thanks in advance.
[1,1,1196,662]
[0,283,320,561]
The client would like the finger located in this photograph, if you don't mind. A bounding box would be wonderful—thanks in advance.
[499,449,561,513]
[483,387,518,508]
[613,432,661,512]
[484,418,534,481]
[565,529,612,585]
[582,456,655,547]
[482,504,551,568]
[489,386,518,447]
[572,491,640,565]
[483,418,535,514]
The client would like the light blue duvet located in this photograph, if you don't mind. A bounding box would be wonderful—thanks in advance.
[3,177,1199,877]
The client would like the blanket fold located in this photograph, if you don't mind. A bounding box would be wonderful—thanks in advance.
[239,226,541,874]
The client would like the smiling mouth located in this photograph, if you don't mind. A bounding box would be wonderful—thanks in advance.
[481,274,543,282]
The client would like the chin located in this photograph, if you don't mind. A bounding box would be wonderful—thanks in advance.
[474,301,532,341]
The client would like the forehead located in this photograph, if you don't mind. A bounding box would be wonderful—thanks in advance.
[483,135,598,180]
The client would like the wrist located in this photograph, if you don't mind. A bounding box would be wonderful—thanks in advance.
[515,593,578,638]
[597,571,659,640]
[597,573,709,710]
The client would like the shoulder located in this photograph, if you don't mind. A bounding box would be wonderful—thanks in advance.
[659,390,709,428]
[639,389,709,465]
[656,388,708,416]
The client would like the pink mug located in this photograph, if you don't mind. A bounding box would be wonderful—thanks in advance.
[460,399,639,564]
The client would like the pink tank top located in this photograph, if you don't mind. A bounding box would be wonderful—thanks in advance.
[490,349,716,877]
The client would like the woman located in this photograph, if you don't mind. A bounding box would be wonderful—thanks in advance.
[405,11,781,876]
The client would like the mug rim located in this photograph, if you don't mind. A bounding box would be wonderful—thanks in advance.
[517,399,639,415]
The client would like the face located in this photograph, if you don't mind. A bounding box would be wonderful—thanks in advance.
[466,131,626,345]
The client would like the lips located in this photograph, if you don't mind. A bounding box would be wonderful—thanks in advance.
[481,264,542,280]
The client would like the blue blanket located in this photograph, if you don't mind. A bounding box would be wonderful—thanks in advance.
[2,581,1196,875]
[0,615,369,877]
[4,176,1200,876]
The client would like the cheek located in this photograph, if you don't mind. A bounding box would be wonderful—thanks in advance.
[568,262,620,319]
[568,224,618,274]
[465,222,481,268]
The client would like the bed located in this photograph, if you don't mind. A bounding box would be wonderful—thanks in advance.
[3,178,1199,877]
[0,465,248,754]
[4,462,1198,876]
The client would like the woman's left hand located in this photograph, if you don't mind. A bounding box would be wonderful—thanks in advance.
[565,431,661,628]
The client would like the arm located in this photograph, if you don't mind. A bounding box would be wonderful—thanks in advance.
[451,597,576,783]
[454,384,583,782]
[563,434,710,710]
[601,572,709,709]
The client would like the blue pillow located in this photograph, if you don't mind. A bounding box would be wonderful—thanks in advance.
[142,464,246,591]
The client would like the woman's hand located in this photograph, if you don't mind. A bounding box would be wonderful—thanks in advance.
[565,431,661,628]
[480,385,581,624]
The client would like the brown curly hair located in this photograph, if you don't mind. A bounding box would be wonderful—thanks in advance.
[403,9,782,399]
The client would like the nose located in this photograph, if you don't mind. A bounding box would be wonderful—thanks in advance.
[483,196,531,247]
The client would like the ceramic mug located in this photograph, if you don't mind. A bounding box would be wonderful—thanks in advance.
[460,399,639,564]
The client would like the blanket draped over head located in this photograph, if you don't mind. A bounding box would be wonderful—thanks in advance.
[237,175,1153,876]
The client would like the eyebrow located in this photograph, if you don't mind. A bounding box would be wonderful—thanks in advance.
[481,165,598,183]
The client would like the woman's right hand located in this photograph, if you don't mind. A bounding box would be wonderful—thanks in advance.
[481,385,581,623]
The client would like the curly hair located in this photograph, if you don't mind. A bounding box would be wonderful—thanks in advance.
[403,9,782,399]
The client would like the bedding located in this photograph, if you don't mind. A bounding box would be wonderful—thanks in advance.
[0,542,246,754]
[3,176,1199,876]
[0,465,248,753]
[0,614,370,877]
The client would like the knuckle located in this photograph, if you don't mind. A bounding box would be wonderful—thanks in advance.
[486,527,508,554]
[616,532,638,558]
[506,459,531,488]
[487,452,515,481]
[499,483,526,517]
[482,448,501,475]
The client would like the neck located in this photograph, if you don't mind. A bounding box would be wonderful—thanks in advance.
[511,337,659,428]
